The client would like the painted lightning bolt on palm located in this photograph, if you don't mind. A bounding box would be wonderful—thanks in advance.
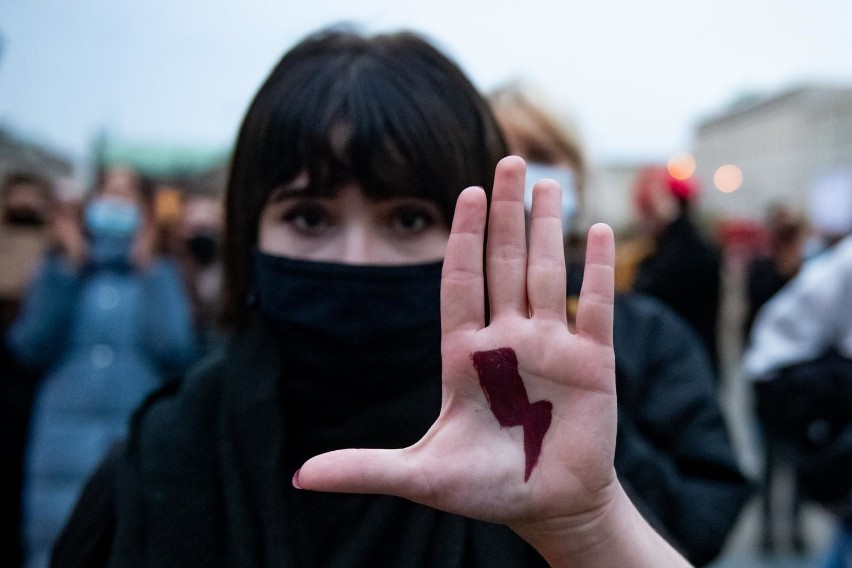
[471,347,553,482]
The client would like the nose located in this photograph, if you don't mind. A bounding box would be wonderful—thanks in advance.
[337,223,381,265]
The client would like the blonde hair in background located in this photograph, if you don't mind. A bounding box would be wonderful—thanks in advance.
[487,81,600,240]
[488,82,587,199]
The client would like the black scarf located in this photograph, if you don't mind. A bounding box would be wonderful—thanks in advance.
[108,256,544,567]
[250,253,545,567]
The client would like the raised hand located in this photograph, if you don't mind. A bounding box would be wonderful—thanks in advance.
[51,201,88,267]
[296,154,617,515]
[130,208,158,270]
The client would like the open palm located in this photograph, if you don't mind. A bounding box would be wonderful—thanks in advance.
[296,156,618,535]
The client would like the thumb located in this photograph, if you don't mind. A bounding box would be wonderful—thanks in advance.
[293,447,416,497]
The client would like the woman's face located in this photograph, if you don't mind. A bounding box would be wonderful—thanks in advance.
[99,167,142,205]
[258,175,450,265]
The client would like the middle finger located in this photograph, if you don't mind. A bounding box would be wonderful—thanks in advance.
[486,156,529,320]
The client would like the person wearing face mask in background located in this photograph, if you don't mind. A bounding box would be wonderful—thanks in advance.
[172,190,225,353]
[0,173,54,324]
[488,83,751,566]
[0,172,55,568]
[5,165,198,568]
[487,85,587,307]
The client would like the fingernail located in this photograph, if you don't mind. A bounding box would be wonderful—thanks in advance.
[292,469,302,489]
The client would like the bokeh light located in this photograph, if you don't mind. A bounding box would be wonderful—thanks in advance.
[155,186,183,224]
[667,152,696,180]
[714,164,743,193]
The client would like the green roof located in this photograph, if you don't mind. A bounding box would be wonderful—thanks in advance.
[100,141,229,177]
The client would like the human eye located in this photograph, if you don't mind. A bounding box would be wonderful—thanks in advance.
[280,201,332,234]
[388,201,441,236]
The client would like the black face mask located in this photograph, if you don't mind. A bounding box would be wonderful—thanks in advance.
[4,209,46,227]
[254,251,444,465]
[254,249,444,401]
[254,251,442,358]
[186,233,219,266]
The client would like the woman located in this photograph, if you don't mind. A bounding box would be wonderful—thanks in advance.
[7,165,198,568]
[53,29,691,567]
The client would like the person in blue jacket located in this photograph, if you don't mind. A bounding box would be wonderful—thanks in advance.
[6,165,198,568]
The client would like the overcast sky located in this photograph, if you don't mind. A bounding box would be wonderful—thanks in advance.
[2,0,851,171]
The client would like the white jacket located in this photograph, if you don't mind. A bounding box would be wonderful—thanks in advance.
[743,234,852,380]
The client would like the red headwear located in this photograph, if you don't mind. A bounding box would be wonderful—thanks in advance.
[633,165,699,213]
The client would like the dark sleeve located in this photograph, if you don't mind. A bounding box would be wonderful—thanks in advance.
[613,294,753,566]
[632,220,722,370]
[744,257,784,339]
[50,440,124,568]
[138,259,199,377]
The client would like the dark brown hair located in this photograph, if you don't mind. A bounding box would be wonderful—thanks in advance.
[220,26,508,326]
[93,165,155,204]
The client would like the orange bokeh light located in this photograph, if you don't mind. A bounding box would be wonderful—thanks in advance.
[155,187,183,224]
[667,153,696,180]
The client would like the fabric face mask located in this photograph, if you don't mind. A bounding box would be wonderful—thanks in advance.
[85,198,141,237]
[253,251,442,367]
[187,233,219,266]
[524,162,578,238]
[4,208,46,227]
[255,250,445,465]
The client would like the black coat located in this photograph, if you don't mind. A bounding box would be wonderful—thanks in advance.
[633,214,723,375]
[52,295,750,568]
[611,294,751,565]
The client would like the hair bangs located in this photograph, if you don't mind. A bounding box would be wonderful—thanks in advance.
[266,43,492,223]
[221,28,508,326]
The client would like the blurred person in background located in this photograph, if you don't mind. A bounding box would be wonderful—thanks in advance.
[172,190,225,352]
[744,203,807,337]
[5,164,198,568]
[0,172,54,568]
[744,235,852,568]
[742,202,809,554]
[804,167,852,258]
[0,172,54,322]
[630,166,722,377]
[744,175,852,568]
[486,82,587,289]
[489,83,751,567]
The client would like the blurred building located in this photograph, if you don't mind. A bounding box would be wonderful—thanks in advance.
[0,128,73,182]
[584,161,644,233]
[693,85,852,221]
[96,137,229,192]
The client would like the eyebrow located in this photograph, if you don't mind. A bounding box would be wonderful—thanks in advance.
[267,185,309,204]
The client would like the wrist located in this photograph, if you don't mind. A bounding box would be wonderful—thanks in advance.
[511,478,692,568]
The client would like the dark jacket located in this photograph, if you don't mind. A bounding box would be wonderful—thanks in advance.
[52,295,750,568]
[611,294,750,565]
[633,214,722,375]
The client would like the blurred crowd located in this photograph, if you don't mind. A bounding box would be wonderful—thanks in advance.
[1,27,851,568]
[1,165,226,567]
